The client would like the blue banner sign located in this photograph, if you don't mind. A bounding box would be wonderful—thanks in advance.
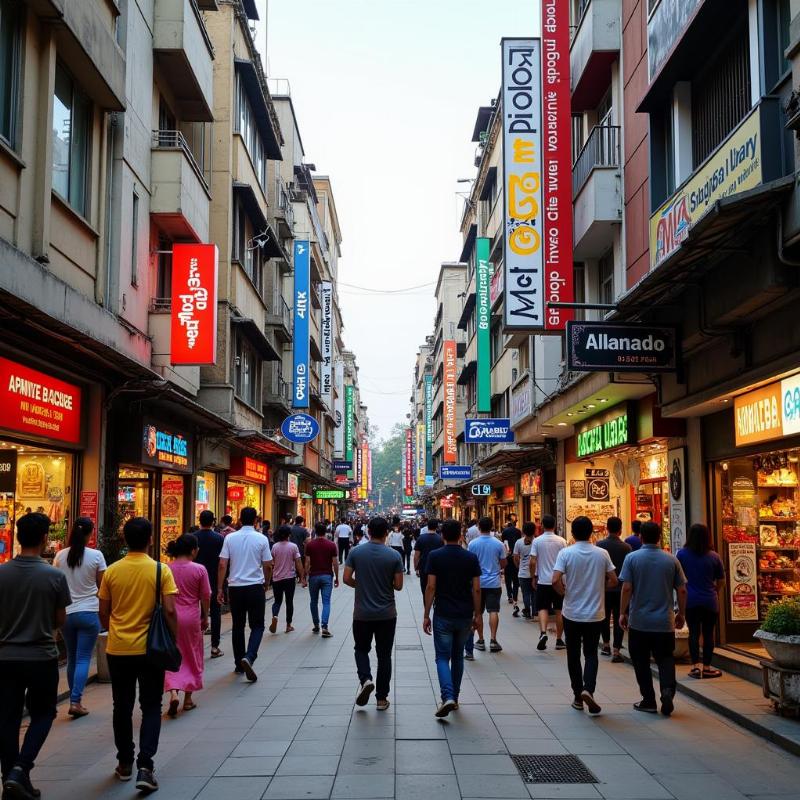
[292,240,310,408]
[281,413,320,444]
[333,460,352,473]
[440,465,473,481]
[464,418,514,443]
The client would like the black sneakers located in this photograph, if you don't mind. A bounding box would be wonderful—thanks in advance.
[3,767,40,800]
[135,767,159,793]
[537,633,548,651]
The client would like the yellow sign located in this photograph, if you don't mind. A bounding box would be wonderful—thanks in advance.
[650,106,762,269]
[734,382,783,447]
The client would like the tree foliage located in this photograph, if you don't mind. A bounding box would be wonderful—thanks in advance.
[370,423,408,509]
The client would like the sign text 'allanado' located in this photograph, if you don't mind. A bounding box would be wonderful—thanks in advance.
[567,322,678,373]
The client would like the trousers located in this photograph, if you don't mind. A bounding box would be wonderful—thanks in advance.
[352,618,397,700]
[271,578,296,624]
[602,591,624,650]
[562,617,603,697]
[62,611,100,704]
[520,576,535,612]
[628,629,676,704]
[686,606,717,666]
[433,616,472,702]
[228,584,266,666]
[309,574,334,627]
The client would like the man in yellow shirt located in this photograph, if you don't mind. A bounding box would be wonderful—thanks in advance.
[99,517,177,794]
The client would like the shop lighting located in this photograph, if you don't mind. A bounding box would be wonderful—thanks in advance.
[598,398,608,403]
[586,403,596,409]
[566,412,574,417]
[557,422,568,427]
[722,462,729,471]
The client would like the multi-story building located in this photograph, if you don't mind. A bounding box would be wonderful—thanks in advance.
[411,338,434,510]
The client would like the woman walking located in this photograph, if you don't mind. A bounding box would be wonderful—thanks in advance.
[54,517,106,717]
[388,520,405,561]
[676,523,725,679]
[269,526,305,634]
[402,524,414,574]
[164,533,211,716]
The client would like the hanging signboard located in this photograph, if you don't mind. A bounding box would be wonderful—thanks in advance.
[170,243,219,365]
[501,38,546,331]
[281,413,320,444]
[292,240,310,408]
[424,375,433,480]
[229,457,268,485]
[314,488,349,500]
[405,427,414,496]
[566,322,678,373]
[441,465,473,481]
[476,237,492,411]
[141,421,192,473]
[416,423,425,487]
[443,339,458,463]
[668,447,688,553]
[465,418,514,443]
[345,385,354,473]
[320,281,333,407]
[334,361,344,456]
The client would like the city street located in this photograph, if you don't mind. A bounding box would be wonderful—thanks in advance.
[28,580,800,800]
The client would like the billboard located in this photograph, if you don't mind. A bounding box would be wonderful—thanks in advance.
[292,240,310,408]
[501,38,545,331]
[404,427,414,497]
[416,423,425,487]
[345,385,354,474]
[464,418,514,443]
[443,339,458,463]
[170,243,218,365]
[424,374,433,480]
[320,281,333,407]
[476,237,492,412]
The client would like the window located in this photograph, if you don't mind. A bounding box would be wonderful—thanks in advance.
[0,0,20,147]
[234,332,259,408]
[598,251,614,306]
[571,114,583,163]
[52,64,90,215]
[236,74,267,191]
[490,323,504,365]
[130,190,139,286]
[233,199,264,295]
[777,0,791,79]
[156,234,172,300]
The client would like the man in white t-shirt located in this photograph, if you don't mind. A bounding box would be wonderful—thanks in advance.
[217,507,273,682]
[335,518,353,562]
[464,519,480,545]
[530,514,567,650]
[552,516,617,715]
[513,522,535,619]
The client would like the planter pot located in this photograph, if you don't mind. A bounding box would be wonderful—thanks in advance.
[754,629,800,669]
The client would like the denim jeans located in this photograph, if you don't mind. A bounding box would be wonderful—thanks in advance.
[433,615,472,702]
[228,584,266,666]
[62,611,101,704]
[309,574,334,627]
[520,577,535,613]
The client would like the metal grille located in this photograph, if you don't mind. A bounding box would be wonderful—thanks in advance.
[511,755,598,784]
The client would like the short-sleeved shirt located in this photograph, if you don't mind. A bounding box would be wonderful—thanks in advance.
[531,532,566,585]
[345,542,403,620]
[0,556,71,661]
[553,542,616,623]
[387,531,405,548]
[335,524,353,539]
[596,536,632,593]
[513,538,533,579]
[619,545,687,632]
[271,540,301,582]
[54,546,106,613]
[625,534,642,551]
[193,528,224,589]
[415,532,444,575]
[290,525,310,555]
[220,527,272,586]
[676,548,724,611]
[468,534,507,589]
[97,553,178,656]
[464,525,480,544]
[501,526,522,554]
[426,545,481,619]
[305,536,338,577]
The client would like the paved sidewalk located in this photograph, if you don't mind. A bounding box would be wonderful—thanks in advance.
[27,578,800,799]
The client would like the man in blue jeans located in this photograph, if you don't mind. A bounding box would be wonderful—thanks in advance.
[305,521,340,637]
[423,519,481,718]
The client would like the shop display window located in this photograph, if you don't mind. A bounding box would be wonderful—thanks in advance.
[226,481,262,522]
[118,468,152,528]
[195,471,218,523]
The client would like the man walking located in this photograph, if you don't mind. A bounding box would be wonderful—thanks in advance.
[0,513,71,800]
[619,521,687,716]
[343,517,404,710]
[290,516,310,561]
[464,518,480,545]
[596,516,631,662]
[194,510,225,658]
[625,520,643,552]
[414,518,443,595]
[530,514,566,650]
[501,516,522,611]
[423,519,481,718]
[305,521,339,637]
[335,517,353,562]
[98,517,178,792]
[552,516,617,715]
[513,522,536,619]
[217,507,273,682]
[468,516,507,652]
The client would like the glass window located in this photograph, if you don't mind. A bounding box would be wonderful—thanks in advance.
[52,64,90,215]
[0,0,21,147]
[156,234,172,300]
[234,332,259,408]
[778,0,791,77]
[599,250,614,306]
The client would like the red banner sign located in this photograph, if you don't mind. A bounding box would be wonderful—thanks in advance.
[227,485,245,502]
[404,428,413,497]
[170,243,219,365]
[230,457,268,485]
[79,490,98,547]
[541,0,574,330]
[0,357,82,444]
[443,340,458,463]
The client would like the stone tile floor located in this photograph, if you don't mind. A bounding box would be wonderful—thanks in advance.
[25,578,800,799]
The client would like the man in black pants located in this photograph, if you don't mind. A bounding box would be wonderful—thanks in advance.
[218,507,273,682]
[344,517,404,711]
[194,510,225,658]
[501,517,522,612]
[414,518,443,595]
[0,513,71,800]
[596,516,631,663]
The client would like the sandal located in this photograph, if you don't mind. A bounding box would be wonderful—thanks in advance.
[167,698,179,717]
[688,667,702,679]
[183,701,197,711]
[211,647,223,658]
[702,667,722,678]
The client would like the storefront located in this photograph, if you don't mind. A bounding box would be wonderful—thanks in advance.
[273,469,299,523]
[519,469,542,527]
[226,456,269,522]
[488,484,517,531]
[0,356,86,563]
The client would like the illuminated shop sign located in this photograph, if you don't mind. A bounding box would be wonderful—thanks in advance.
[314,488,350,500]
[141,422,192,473]
[734,373,800,446]
[229,457,268,485]
[575,406,632,458]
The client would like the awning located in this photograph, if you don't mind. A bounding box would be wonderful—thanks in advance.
[231,316,280,361]
[230,430,296,458]
[234,58,282,159]
[478,444,553,471]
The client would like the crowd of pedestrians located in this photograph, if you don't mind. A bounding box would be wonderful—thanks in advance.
[0,502,725,798]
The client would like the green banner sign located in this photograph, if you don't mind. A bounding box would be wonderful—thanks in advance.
[576,406,632,458]
[476,237,491,412]
[314,488,349,500]
[345,385,354,477]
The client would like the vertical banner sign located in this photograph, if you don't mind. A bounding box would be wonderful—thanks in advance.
[362,443,369,494]
[667,447,688,554]
[320,281,333,407]
[405,427,413,496]
[540,1,573,330]
[345,385,354,476]
[424,375,433,479]
[476,237,492,411]
[333,361,344,457]
[292,241,310,408]
[170,243,219,365]
[356,444,363,488]
[443,340,458,463]
[501,38,545,331]
[368,447,373,492]
[416,423,425,487]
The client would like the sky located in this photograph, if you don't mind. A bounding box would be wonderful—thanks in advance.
[260,1,536,441]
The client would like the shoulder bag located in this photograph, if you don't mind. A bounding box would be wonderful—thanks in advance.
[146,560,182,672]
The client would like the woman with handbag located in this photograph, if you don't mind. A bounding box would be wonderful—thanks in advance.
[164,534,210,716]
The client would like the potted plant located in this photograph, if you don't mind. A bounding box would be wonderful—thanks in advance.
[755,599,800,669]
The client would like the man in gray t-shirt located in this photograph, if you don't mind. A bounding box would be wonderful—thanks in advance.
[619,521,687,717]
[344,517,404,710]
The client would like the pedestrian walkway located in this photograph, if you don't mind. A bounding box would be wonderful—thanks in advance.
[28,580,800,799]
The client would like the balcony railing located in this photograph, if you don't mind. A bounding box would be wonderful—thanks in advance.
[276,176,295,229]
[151,129,208,188]
[573,125,620,196]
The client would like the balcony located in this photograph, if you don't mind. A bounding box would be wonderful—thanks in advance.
[153,0,214,121]
[265,296,292,343]
[150,130,211,241]
[572,125,621,259]
[570,0,621,112]
[263,363,291,413]
[274,177,295,239]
